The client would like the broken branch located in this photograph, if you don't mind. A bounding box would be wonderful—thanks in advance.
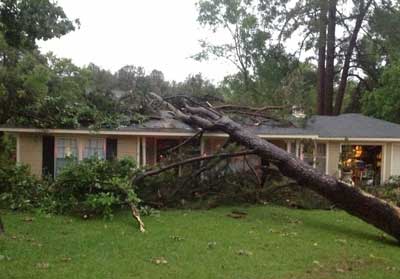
[134,150,257,183]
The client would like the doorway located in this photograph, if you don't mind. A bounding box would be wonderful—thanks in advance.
[340,145,382,186]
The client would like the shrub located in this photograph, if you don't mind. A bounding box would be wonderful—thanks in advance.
[52,157,140,218]
[363,176,400,207]
[0,163,48,211]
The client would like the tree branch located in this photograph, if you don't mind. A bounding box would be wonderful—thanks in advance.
[134,150,257,184]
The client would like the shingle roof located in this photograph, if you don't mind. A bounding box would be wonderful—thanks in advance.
[2,113,400,139]
[305,114,400,138]
[122,113,400,139]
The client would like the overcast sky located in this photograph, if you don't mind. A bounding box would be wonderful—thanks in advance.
[38,0,237,83]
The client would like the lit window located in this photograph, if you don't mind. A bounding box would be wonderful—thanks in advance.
[83,138,105,160]
[55,138,78,176]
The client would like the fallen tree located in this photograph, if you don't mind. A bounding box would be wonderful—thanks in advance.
[143,92,400,242]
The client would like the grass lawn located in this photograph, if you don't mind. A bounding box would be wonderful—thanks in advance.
[0,206,399,279]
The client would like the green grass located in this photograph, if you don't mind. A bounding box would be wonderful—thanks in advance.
[0,206,399,279]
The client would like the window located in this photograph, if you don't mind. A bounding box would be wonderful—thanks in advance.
[302,142,314,166]
[55,138,78,176]
[316,143,327,173]
[83,138,105,159]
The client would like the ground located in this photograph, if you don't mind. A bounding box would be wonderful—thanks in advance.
[0,206,399,279]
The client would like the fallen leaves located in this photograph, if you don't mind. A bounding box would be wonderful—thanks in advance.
[236,249,253,256]
[36,262,50,269]
[227,210,247,219]
[151,257,168,265]
[207,241,217,249]
[22,217,34,223]
[169,235,184,241]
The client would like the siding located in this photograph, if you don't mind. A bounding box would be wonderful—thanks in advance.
[18,133,43,177]
[327,142,340,177]
[391,143,400,177]
[117,136,139,161]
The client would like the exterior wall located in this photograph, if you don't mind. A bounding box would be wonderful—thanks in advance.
[203,137,226,155]
[15,129,400,183]
[117,136,139,161]
[327,142,341,177]
[391,143,400,177]
[18,133,43,177]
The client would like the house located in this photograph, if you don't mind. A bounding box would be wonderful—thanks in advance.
[1,113,400,185]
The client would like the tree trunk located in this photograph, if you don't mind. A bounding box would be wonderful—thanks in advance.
[214,117,400,241]
[324,0,337,115]
[150,93,400,242]
[333,0,373,115]
[317,0,328,115]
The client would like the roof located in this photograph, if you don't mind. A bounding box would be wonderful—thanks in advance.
[126,113,400,139]
[2,113,400,140]
[305,114,400,139]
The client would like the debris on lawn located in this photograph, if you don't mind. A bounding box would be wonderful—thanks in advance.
[237,249,253,256]
[60,257,72,262]
[207,241,217,249]
[169,235,184,241]
[36,262,50,269]
[22,217,34,222]
[151,257,168,265]
[227,210,247,219]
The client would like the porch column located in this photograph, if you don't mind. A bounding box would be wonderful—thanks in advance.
[141,137,147,167]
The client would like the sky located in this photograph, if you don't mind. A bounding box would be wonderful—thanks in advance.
[38,0,237,83]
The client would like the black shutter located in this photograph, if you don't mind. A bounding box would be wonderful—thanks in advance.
[42,136,55,178]
[106,138,118,161]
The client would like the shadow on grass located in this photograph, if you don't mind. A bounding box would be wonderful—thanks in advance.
[300,214,399,247]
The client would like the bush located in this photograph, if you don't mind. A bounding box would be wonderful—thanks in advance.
[0,157,141,219]
[52,157,140,218]
[0,163,49,211]
[363,176,400,206]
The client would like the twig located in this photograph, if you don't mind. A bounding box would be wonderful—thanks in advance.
[165,130,203,154]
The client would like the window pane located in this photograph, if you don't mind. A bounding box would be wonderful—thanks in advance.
[83,139,105,160]
[55,138,78,175]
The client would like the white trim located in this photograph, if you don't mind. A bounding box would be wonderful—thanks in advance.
[200,137,205,155]
[136,137,141,164]
[317,137,400,142]
[326,142,330,175]
[0,127,318,139]
[142,137,147,166]
[382,143,387,184]
[5,127,400,142]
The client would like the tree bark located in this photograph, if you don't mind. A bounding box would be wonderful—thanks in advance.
[317,0,328,115]
[324,0,337,115]
[150,93,400,242]
[333,0,373,115]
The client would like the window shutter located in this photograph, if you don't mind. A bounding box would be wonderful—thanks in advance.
[42,136,55,178]
[106,138,118,161]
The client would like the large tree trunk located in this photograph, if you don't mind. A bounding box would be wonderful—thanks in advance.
[333,0,373,115]
[150,93,400,242]
[317,0,328,115]
[324,0,337,115]
[212,117,400,241]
